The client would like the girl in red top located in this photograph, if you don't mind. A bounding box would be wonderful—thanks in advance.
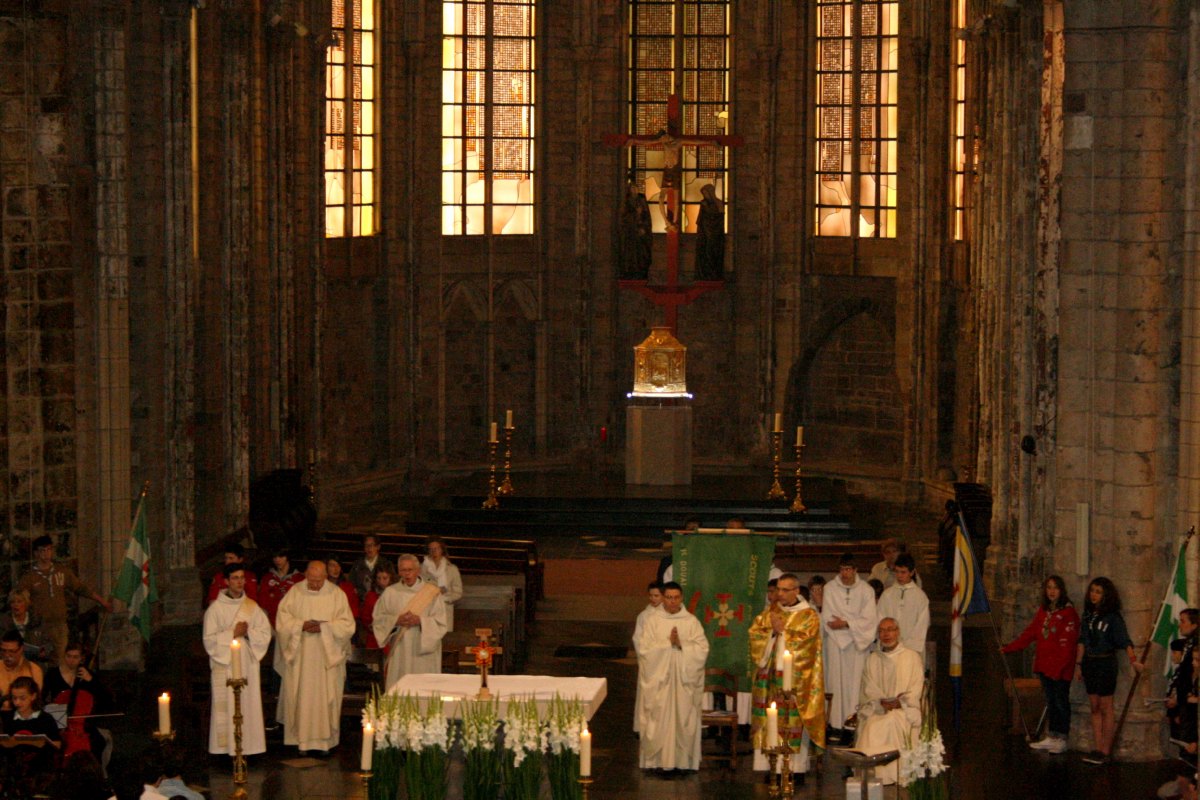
[1002,575,1080,753]
[361,564,398,650]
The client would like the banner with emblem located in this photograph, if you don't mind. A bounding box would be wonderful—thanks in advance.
[673,531,776,693]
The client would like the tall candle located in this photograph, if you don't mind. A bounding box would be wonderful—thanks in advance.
[796,426,804,447]
[766,702,779,748]
[489,422,498,442]
[361,722,374,771]
[158,693,171,735]
[775,632,786,671]
[230,639,242,681]
[505,409,513,428]
[782,649,794,690]
[773,412,782,433]
[580,727,592,776]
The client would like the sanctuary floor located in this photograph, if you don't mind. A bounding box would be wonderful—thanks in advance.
[118,491,1184,799]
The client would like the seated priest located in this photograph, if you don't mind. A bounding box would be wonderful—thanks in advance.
[853,617,924,785]
[633,581,709,773]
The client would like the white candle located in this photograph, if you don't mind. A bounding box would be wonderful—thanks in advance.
[361,722,374,771]
[775,633,786,671]
[766,702,779,748]
[796,426,804,446]
[505,409,513,428]
[158,693,171,735]
[489,422,498,442]
[782,649,794,690]
[773,412,782,433]
[580,727,592,776]
[230,639,242,681]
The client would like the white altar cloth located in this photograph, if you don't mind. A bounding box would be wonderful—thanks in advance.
[387,674,608,720]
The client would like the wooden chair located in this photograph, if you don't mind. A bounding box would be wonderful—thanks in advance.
[701,668,739,769]
[342,646,386,718]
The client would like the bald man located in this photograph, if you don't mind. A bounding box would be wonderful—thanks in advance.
[274,561,357,754]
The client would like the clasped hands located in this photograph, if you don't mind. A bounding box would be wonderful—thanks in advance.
[233,621,249,639]
[397,611,421,628]
[669,627,681,649]
[302,620,322,633]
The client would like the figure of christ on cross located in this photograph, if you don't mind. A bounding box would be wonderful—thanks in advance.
[464,628,503,699]
[604,94,744,334]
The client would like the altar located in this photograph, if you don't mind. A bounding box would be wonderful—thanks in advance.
[387,674,608,721]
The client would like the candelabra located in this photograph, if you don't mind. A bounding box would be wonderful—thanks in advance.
[764,740,797,798]
[498,424,515,496]
[577,776,593,800]
[482,438,500,509]
[789,441,806,514]
[225,676,249,800]
[766,429,786,500]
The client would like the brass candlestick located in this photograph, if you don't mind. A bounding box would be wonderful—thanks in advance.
[578,776,593,800]
[227,676,249,800]
[767,429,786,500]
[151,730,176,742]
[498,425,515,496]
[361,770,372,798]
[789,442,806,514]
[764,740,796,798]
[482,438,500,509]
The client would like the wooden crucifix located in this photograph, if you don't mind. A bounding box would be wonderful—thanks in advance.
[465,628,503,700]
[604,94,744,334]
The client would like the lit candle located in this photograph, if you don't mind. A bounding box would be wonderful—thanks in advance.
[505,409,513,428]
[796,426,804,447]
[230,639,242,681]
[773,412,782,433]
[782,650,794,691]
[361,721,374,771]
[157,693,171,735]
[489,422,498,442]
[580,726,592,777]
[766,702,779,748]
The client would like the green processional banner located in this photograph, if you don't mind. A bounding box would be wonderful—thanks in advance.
[674,532,776,693]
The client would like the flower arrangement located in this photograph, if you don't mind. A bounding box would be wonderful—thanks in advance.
[899,681,948,800]
[363,691,450,800]
[503,696,547,800]
[363,691,403,800]
[545,695,584,800]
[460,697,503,800]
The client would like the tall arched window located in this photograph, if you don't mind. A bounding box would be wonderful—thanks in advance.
[441,0,537,236]
[813,0,898,238]
[627,0,731,233]
[951,0,969,240]
[325,0,377,238]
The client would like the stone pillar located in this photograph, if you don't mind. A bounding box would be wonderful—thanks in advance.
[1178,3,1200,592]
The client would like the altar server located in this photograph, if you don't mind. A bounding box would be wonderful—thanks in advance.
[203,563,272,755]
[821,552,878,743]
[875,553,930,665]
[634,582,709,771]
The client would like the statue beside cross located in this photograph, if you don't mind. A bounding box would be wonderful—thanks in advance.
[604,94,744,334]
[465,628,503,700]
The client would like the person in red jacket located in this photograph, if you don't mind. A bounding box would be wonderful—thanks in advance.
[1001,574,1080,753]
[326,556,361,621]
[258,549,302,627]
[205,543,258,607]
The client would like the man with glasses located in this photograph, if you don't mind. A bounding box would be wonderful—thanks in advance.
[0,632,42,711]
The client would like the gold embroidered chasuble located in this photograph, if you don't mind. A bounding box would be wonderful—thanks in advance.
[748,600,826,749]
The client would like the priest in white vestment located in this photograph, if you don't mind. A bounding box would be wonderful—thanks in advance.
[203,564,273,755]
[875,554,929,666]
[632,581,663,733]
[275,561,357,753]
[854,617,924,785]
[821,553,878,740]
[634,582,709,771]
[372,554,447,690]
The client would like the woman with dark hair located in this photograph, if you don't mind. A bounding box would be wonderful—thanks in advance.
[1077,576,1141,764]
[1001,575,1079,753]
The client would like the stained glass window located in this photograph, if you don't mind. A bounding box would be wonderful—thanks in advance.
[442,1,536,236]
[627,0,731,233]
[952,0,968,240]
[325,0,376,238]
[814,0,898,238]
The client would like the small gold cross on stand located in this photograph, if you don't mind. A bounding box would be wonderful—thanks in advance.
[464,628,504,699]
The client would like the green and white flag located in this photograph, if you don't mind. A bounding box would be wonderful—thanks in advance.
[112,493,158,641]
[1152,535,1192,674]
[673,532,775,693]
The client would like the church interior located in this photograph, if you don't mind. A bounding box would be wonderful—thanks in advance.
[1,0,1199,796]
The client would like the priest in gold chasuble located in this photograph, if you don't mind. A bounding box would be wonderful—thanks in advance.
[748,573,826,774]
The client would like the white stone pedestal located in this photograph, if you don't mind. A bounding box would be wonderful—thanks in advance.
[626,403,692,485]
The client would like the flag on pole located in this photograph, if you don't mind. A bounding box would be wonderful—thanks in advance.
[673,531,776,693]
[950,508,990,728]
[1151,536,1192,674]
[112,492,157,641]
